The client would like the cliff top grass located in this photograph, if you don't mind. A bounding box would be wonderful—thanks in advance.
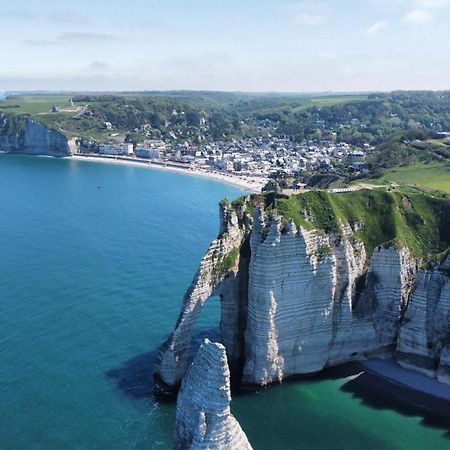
[0,95,107,141]
[374,162,450,195]
[246,188,450,263]
[0,95,76,114]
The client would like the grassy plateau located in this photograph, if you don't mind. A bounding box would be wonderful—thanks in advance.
[376,162,450,195]
[250,188,450,264]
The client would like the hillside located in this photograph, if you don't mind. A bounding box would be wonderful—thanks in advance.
[1,91,449,185]
[0,92,368,144]
[1,91,449,151]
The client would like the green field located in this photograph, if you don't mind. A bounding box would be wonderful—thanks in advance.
[376,163,450,194]
[291,95,369,112]
[0,95,78,114]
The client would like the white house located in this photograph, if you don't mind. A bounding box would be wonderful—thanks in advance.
[99,143,133,156]
[135,146,161,159]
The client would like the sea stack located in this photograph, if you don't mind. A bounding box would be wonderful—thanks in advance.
[174,339,252,450]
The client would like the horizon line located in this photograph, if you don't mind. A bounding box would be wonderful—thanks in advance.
[2,88,449,96]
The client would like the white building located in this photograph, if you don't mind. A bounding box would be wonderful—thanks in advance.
[99,143,133,156]
[143,139,166,149]
[135,146,161,159]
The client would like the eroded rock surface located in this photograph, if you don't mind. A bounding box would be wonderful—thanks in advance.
[155,197,450,390]
[174,339,252,450]
[397,270,450,379]
[0,116,70,156]
[242,212,417,385]
[155,202,251,391]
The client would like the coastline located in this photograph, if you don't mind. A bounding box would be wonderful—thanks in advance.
[3,152,450,424]
[356,358,450,422]
[361,358,450,401]
[70,154,267,193]
[319,358,450,424]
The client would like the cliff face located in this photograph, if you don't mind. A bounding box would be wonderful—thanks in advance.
[156,190,450,392]
[397,270,450,379]
[242,212,417,385]
[174,339,252,450]
[155,202,251,390]
[0,115,70,156]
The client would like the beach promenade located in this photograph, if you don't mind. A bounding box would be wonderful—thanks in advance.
[71,154,267,193]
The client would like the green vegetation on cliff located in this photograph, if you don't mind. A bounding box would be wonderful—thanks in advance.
[249,188,450,263]
[213,247,240,277]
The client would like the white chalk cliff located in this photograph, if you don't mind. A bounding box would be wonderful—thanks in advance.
[156,192,450,393]
[174,339,252,450]
[0,115,70,156]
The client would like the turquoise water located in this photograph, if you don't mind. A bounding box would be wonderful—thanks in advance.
[0,154,449,450]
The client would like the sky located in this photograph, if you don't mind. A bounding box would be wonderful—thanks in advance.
[0,0,449,92]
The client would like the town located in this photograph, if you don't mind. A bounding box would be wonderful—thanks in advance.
[75,132,370,189]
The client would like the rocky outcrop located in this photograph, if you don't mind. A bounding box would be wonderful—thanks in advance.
[174,339,252,450]
[155,201,251,392]
[155,193,450,391]
[0,115,70,156]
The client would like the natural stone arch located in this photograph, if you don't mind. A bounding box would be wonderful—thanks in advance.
[154,203,251,394]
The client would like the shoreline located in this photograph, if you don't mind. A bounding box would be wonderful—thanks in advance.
[314,358,450,424]
[356,358,450,422]
[70,154,267,193]
[361,358,450,401]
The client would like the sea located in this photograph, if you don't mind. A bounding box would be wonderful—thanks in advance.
[0,154,449,450]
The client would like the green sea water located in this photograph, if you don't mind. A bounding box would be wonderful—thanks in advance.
[0,154,449,450]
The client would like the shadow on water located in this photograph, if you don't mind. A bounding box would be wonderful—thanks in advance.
[105,327,221,402]
[106,351,158,401]
[234,362,450,437]
[336,366,450,436]
[293,363,450,436]
[107,335,449,437]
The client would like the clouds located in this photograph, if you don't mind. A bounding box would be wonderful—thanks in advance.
[23,32,119,47]
[0,0,449,92]
[293,13,327,26]
[401,0,449,25]
[59,32,118,44]
[368,0,449,28]
[365,20,389,34]
[48,10,93,26]
[2,8,93,26]
[372,0,449,8]
[3,10,36,20]
[319,52,339,60]
[414,0,450,8]
[402,8,435,24]
[87,61,112,72]
[283,2,329,26]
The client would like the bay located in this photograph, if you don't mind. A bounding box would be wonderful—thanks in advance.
[0,154,448,449]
